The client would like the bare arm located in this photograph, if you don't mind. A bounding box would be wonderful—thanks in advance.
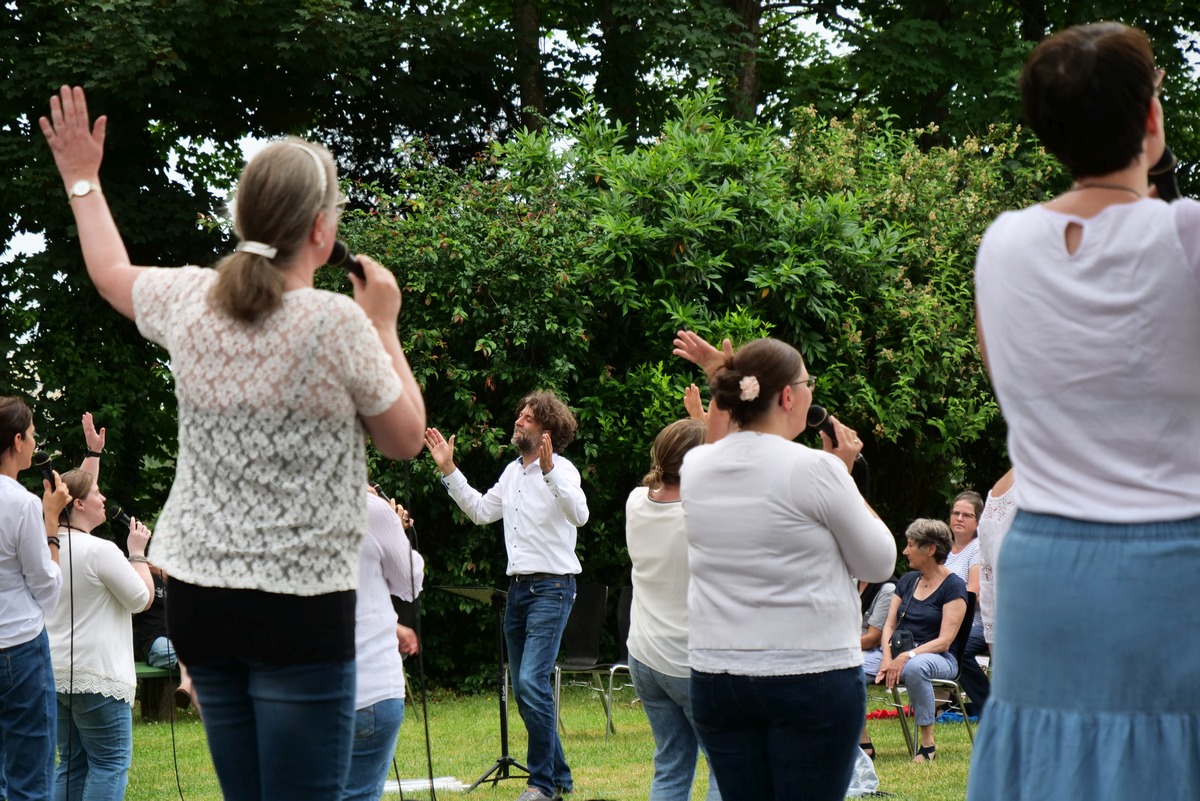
[40,85,146,320]
[81,412,105,481]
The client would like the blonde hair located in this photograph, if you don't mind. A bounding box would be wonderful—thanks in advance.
[58,469,96,528]
[208,137,339,323]
[642,418,707,492]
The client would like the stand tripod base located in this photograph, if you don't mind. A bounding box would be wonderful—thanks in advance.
[467,755,530,792]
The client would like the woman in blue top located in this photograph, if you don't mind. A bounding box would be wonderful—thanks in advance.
[877,519,967,762]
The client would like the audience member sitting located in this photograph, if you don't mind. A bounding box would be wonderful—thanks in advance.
[857,575,896,759]
[878,519,967,763]
[132,565,195,709]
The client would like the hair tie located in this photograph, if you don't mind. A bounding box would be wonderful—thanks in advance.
[739,375,760,401]
[235,240,279,259]
[288,142,328,197]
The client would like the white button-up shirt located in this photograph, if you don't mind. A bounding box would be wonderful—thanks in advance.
[443,454,588,576]
[0,475,62,648]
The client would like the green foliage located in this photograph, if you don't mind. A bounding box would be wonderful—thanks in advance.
[328,94,1054,686]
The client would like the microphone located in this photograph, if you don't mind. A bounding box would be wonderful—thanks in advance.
[32,450,56,490]
[806,405,871,499]
[328,240,365,282]
[806,405,839,448]
[1150,146,1181,202]
[370,482,391,502]
[107,505,132,531]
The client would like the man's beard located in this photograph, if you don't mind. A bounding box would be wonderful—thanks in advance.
[512,430,537,454]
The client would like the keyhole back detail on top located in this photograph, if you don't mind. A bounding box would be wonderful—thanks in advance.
[1064,221,1084,255]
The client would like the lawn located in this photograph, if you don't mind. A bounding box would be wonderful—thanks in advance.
[127,684,973,800]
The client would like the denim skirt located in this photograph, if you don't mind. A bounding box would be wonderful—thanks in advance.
[967,511,1200,801]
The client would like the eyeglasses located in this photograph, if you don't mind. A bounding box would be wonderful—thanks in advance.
[1154,68,1166,97]
[335,196,349,218]
[950,511,976,520]
[792,376,816,390]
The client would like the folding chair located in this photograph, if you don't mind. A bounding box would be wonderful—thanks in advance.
[887,592,978,756]
[553,583,613,735]
[603,585,634,741]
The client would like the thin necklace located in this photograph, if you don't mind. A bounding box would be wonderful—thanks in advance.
[1070,182,1143,199]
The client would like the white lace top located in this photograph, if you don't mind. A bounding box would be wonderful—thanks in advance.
[978,487,1017,644]
[132,267,403,595]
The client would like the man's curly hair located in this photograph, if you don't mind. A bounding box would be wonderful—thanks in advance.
[518,391,578,453]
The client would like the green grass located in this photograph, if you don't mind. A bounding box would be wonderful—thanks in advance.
[127,684,973,800]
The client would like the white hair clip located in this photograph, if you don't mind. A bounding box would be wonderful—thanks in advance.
[739,376,760,402]
[235,240,278,259]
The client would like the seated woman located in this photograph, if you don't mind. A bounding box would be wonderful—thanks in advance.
[857,576,896,758]
[878,519,967,763]
[945,491,989,718]
[46,469,153,800]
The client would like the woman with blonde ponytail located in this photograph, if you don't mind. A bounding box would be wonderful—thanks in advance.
[40,86,426,801]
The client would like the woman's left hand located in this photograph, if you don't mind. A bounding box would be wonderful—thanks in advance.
[82,412,105,453]
[39,85,106,189]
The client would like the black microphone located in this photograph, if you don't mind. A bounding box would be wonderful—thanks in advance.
[806,405,838,448]
[328,240,365,282]
[32,450,56,490]
[107,505,132,531]
[806,405,871,499]
[370,482,391,502]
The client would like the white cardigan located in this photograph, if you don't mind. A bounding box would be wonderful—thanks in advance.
[680,431,895,675]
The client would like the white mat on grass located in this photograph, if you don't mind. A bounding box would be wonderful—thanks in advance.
[382,776,469,794]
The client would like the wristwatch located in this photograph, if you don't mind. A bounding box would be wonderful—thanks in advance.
[66,179,102,201]
[907,649,917,659]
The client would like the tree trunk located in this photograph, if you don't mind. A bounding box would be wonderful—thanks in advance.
[1017,0,1048,42]
[726,0,762,120]
[512,0,546,130]
[596,1,640,143]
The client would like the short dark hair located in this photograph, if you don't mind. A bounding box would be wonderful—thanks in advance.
[1020,22,1157,178]
[905,518,954,565]
[518,391,578,453]
[0,396,33,458]
[709,338,805,428]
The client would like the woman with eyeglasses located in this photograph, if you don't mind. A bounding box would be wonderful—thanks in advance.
[970,22,1200,800]
[40,86,426,801]
[674,334,896,800]
[944,491,989,719]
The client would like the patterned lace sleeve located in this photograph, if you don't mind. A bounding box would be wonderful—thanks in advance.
[132,266,210,346]
[978,489,1017,643]
[321,295,403,417]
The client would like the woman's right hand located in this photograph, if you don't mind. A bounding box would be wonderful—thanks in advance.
[127,517,152,558]
[349,254,401,329]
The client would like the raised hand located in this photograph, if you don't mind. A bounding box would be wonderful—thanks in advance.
[82,412,105,453]
[683,383,708,422]
[672,330,733,378]
[39,85,106,190]
[538,432,554,474]
[423,428,457,475]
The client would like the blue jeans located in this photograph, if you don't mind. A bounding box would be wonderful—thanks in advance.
[691,667,865,801]
[54,693,132,801]
[629,656,721,801]
[899,652,958,726]
[187,658,356,801]
[959,622,990,718]
[341,698,405,801]
[505,576,575,796]
[145,637,177,670]
[0,628,56,801]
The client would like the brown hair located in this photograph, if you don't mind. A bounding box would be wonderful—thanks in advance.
[518,391,578,453]
[709,338,805,428]
[952,490,985,521]
[58,469,96,527]
[208,137,339,323]
[905,518,954,565]
[0,396,33,458]
[1020,22,1158,177]
[642,418,707,491]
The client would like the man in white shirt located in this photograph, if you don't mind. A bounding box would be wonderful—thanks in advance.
[425,391,589,801]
